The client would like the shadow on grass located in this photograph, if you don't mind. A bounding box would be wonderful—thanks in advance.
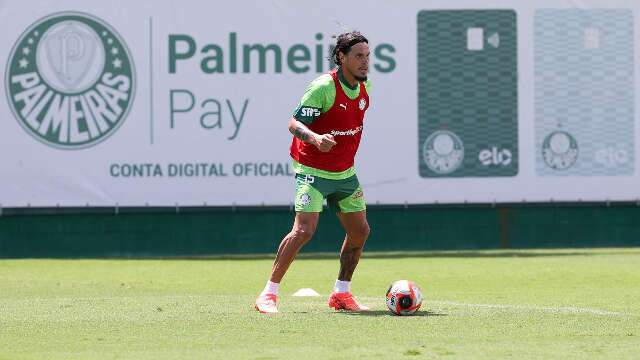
[337,310,447,317]
[170,249,636,260]
[300,249,638,260]
[12,248,637,261]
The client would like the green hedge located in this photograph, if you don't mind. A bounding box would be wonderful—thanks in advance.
[0,204,638,258]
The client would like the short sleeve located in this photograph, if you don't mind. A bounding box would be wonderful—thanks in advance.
[292,74,333,125]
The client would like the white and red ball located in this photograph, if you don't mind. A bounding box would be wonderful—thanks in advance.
[385,280,423,315]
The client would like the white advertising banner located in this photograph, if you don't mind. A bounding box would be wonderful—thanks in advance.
[1,0,639,207]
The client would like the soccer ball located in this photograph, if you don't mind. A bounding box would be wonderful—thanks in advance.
[385,280,423,316]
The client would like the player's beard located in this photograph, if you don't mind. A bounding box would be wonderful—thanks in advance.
[354,74,368,82]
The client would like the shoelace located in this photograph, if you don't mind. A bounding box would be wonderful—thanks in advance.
[261,294,277,304]
[338,294,362,308]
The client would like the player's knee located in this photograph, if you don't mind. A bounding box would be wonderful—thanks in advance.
[361,223,371,240]
[291,224,315,243]
[348,222,370,242]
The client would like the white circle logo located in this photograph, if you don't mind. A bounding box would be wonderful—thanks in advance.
[542,131,579,170]
[358,98,366,110]
[423,130,464,174]
[36,21,106,93]
[298,193,312,206]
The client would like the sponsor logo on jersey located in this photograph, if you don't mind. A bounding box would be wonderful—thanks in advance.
[300,107,321,117]
[330,126,363,137]
[352,189,364,199]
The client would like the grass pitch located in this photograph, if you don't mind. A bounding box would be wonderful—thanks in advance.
[0,249,639,359]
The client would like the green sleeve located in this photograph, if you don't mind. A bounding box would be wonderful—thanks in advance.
[292,74,335,125]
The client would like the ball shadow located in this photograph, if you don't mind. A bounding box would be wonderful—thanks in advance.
[337,310,447,317]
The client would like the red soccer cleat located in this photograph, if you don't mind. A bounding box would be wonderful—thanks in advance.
[255,293,278,314]
[328,292,370,311]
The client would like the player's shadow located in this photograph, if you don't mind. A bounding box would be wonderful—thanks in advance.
[337,310,446,317]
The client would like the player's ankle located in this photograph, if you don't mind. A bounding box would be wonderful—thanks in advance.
[334,279,351,293]
[260,280,280,296]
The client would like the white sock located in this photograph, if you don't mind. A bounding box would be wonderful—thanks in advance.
[261,281,280,296]
[334,280,351,293]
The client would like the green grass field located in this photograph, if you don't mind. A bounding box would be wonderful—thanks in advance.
[1,249,639,359]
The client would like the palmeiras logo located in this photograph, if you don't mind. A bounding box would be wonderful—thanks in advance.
[5,12,135,149]
[542,130,578,170]
[298,193,312,207]
[358,98,366,111]
[423,130,464,175]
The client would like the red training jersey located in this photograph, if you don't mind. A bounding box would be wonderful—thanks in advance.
[290,70,369,172]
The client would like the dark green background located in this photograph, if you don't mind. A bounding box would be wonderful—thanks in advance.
[1,204,638,258]
[418,10,518,177]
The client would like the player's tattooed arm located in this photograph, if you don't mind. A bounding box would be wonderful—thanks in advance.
[291,121,312,142]
[288,117,336,152]
[289,117,316,143]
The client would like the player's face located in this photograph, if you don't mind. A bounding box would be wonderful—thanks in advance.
[341,42,370,82]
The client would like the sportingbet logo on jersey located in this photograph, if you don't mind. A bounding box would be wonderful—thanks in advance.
[5,12,135,149]
[417,10,518,177]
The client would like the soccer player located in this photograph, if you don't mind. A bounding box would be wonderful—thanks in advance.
[255,31,372,314]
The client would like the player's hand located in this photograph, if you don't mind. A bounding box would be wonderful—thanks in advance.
[314,134,337,152]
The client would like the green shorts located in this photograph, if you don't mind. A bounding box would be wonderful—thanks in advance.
[294,173,366,213]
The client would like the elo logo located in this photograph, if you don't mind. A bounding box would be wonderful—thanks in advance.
[594,147,628,167]
[479,147,512,166]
